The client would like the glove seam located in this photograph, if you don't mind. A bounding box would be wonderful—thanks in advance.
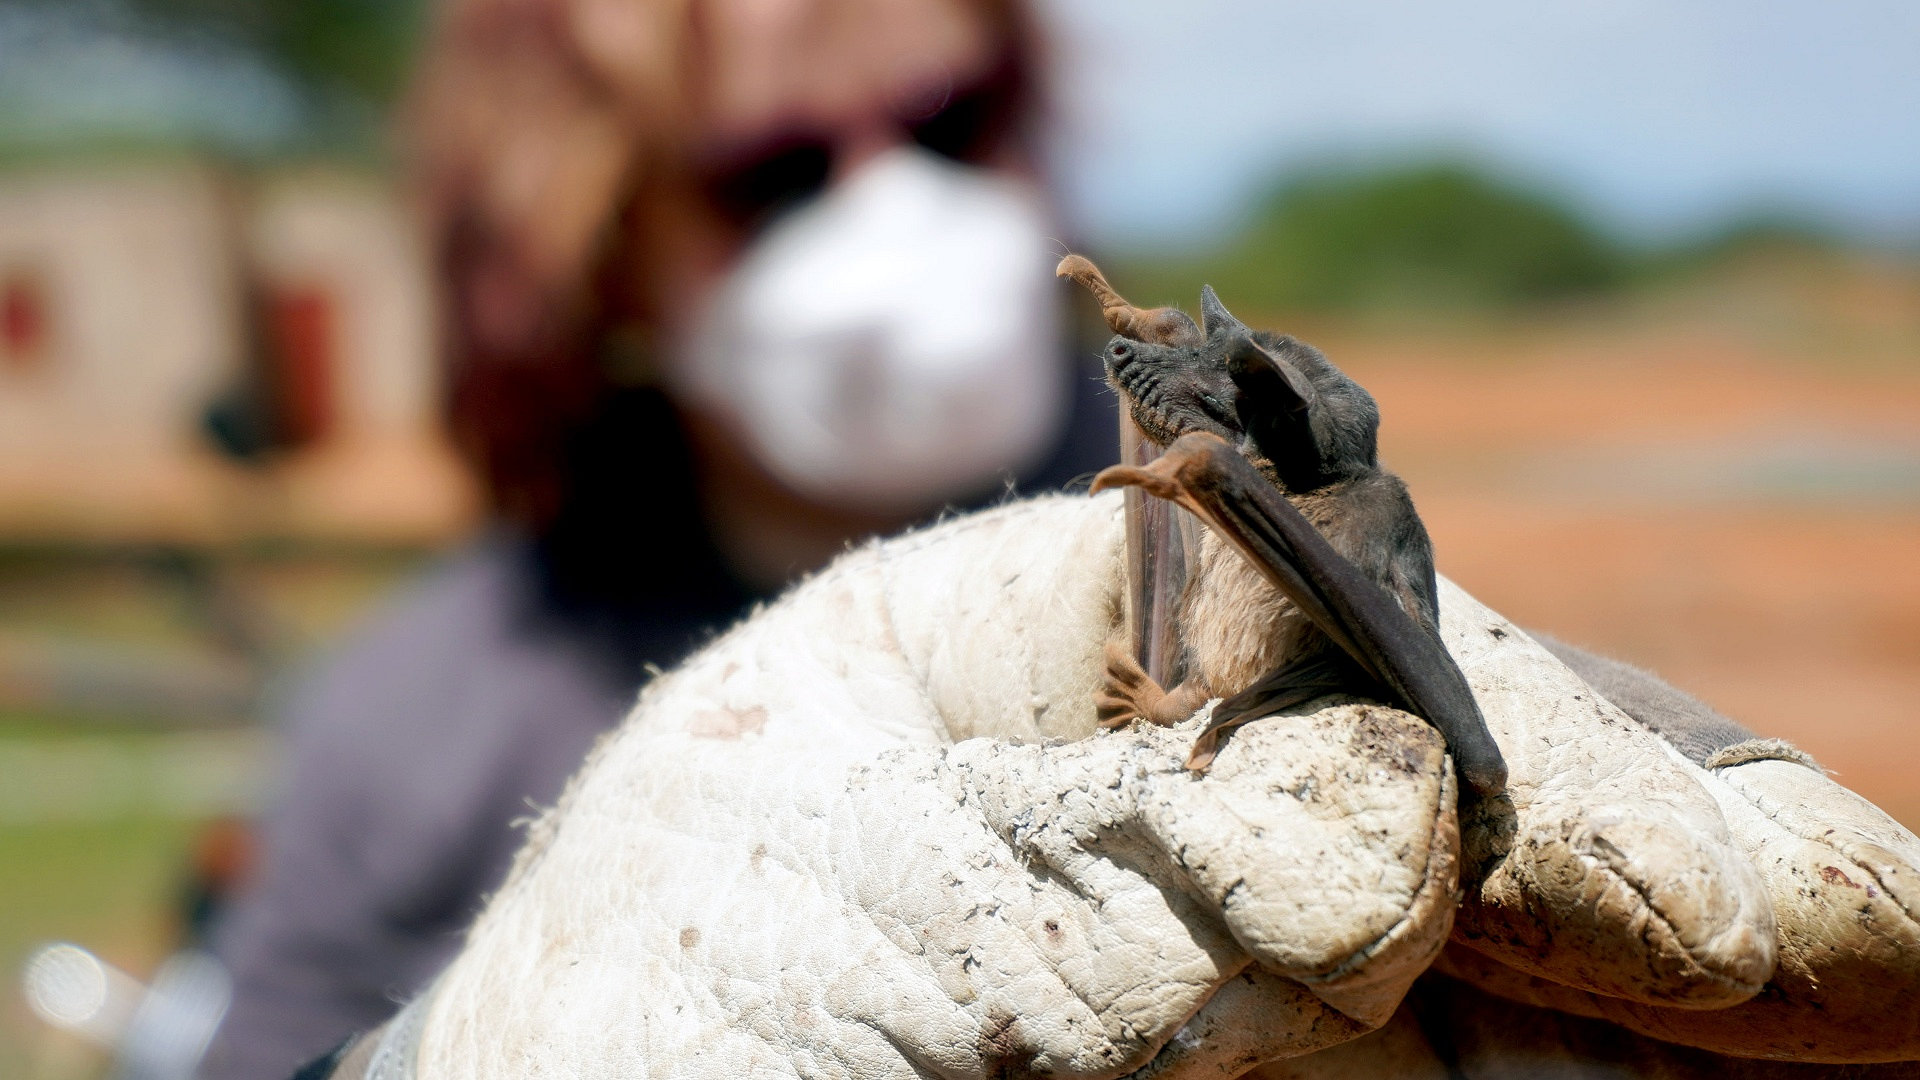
[1711,767,1920,929]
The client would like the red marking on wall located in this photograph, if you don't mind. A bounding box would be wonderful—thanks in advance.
[266,284,336,445]
[1,270,50,370]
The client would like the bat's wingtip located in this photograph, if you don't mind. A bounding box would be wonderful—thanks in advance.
[1459,755,1510,799]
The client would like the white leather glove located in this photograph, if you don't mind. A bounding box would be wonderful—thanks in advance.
[1254,583,1920,1075]
[407,493,1461,1078]
[382,492,1918,1077]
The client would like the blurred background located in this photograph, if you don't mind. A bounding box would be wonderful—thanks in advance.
[0,0,1915,1075]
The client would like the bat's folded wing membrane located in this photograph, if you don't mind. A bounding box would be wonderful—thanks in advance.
[1093,432,1507,796]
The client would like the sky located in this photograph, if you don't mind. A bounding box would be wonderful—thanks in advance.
[1036,0,1920,250]
[0,3,310,151]
[1,0,1916,253]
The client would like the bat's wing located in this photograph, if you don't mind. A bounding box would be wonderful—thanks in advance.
[1118,415,1206,690]
[1094,431,1507,797]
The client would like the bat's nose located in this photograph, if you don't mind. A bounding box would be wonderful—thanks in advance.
[1107,339,1135,364]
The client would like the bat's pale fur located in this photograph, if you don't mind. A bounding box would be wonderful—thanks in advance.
[1173,484,1362,699]
[1180,528,1307,695]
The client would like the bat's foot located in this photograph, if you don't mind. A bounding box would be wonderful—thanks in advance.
[1095,639,1210,731]
[1095,638,1160,728]
[1056,254,1201,347]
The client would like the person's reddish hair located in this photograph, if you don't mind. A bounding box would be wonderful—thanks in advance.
[405,0,1041,526]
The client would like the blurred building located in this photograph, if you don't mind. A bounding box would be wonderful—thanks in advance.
[0,158,475,545]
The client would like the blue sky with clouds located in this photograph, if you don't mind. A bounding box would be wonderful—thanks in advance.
[1037,0,1920,249]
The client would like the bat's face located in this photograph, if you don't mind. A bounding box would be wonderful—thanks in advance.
[1095,283,1381,494]
[1099,285,1244,448]
[1103,336,1242,447]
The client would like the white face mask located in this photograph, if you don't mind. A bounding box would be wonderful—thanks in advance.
[671,146,1065,513]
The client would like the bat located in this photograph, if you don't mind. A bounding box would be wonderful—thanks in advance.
[1058,255,1507,797]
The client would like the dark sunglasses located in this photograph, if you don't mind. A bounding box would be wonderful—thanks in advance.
[697,56,1029,232]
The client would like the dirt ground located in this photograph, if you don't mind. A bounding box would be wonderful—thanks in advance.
[1299,255,1920,825]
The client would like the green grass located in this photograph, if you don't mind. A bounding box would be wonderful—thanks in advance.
[0,548,420,1078]
[0,812,207,1080]
[0,715,267,1077]
[0,815,202,970]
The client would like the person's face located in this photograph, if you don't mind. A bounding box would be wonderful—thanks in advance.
[618,0,1035,337]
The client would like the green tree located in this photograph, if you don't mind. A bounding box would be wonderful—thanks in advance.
[1159,162,1625,314]
[121,0,427,105]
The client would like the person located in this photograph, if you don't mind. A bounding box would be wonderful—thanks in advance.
[202,0,1113,1075]
[213,0,1920,1075]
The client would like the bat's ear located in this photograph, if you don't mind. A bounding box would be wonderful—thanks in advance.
[1200,285,1250,341]
[1228,332,1315,418]
[1228,332,1318,468]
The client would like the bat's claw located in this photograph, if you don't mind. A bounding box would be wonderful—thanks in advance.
[1091,433,1237,516]
[1091,461,1180,502]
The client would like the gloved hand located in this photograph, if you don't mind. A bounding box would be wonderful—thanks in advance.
[402,493,1463,1078]
[378,492,1918,1078]
[1447,581,1920,1065]
[1252,582,1920,1076]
